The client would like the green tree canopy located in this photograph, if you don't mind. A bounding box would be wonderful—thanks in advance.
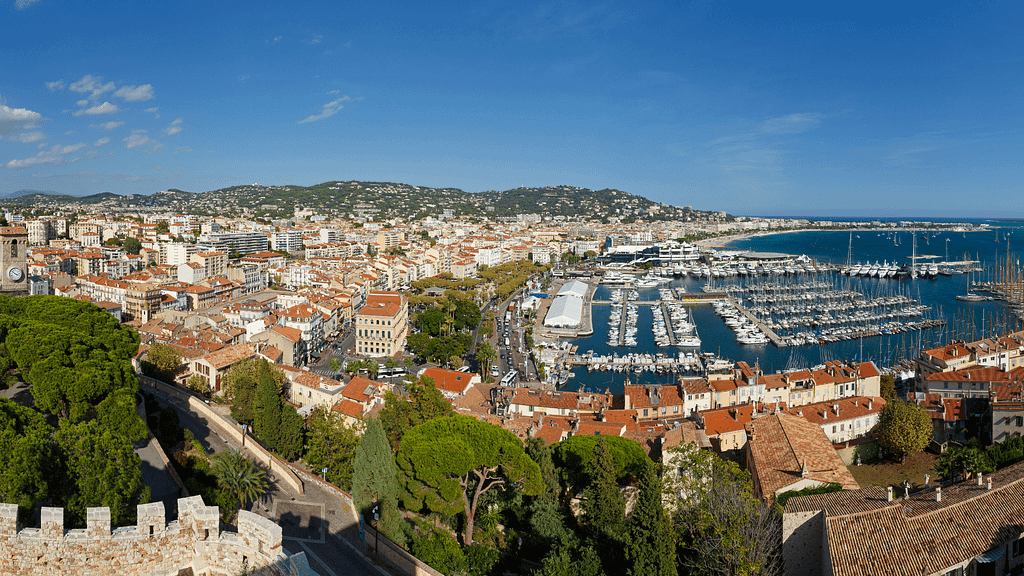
[396,415,543,545]
[211,449,267,518]
[623,462,676,576]
[551,434,650,494]
[380,376,453,451]
[877,399,932,463]
[122,236,142,255]
[0,296,140,420]
[663,444,781,576]
[582,437,625,551]
[351,418,406,544]
[0,398,56,521]
[304,406,360,491]
[56,420,150,527]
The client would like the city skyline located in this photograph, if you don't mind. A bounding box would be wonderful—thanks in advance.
[2,0,1023,217]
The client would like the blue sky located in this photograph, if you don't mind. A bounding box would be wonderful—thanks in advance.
[2,0,1022,217]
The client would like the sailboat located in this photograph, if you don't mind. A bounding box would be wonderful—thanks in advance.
[957,267,986,301]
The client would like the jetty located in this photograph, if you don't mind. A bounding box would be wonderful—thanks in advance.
[727,296,787,347]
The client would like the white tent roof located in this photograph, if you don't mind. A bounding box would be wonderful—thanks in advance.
[544,295,583,327]
[556,280,588,299]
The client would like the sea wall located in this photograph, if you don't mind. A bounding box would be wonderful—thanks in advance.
[0,496,314,576]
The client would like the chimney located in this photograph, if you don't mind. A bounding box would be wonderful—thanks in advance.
[987,477,993,490]
[977,472,983,486]
[822,410,827,420]
[936,487,942,502]
[868,400,873,411]
[887,486,893,502]
[833,403,839,415]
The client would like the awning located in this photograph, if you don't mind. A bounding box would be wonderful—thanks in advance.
[976,546,1005,563]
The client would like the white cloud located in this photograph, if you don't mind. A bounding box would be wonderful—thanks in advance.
[76,100,88,107]
[146,107,159,113]
[0,102,42,135]
[69,75,116,99]
[94,137,110,147]
[165,126,182,136]
[306,34,323,45]
[151,143,164,152]
[6,143,86,168]
[8,131,45,143]
[327,89,340,95]
[297,96,358,124]
[759,113,824,135]
[124,132,152,149]
[45,80,64,91]
[170,117,182,125]
[73,102,118,117]
[91,121,124,131]
[174,146,192,154]
[124,176,153,182]
[272,36,282,43]
[15,0,42,9]
[114,84,155,102]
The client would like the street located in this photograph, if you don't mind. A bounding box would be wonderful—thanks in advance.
[145,383,391,576]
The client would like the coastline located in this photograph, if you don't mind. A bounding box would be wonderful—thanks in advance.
[695,224,987,251]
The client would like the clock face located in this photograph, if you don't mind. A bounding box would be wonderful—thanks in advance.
[7,267,23,282]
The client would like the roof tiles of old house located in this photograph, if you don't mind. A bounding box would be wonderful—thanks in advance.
[575,420,627,437]
[758,372,790,390]
[818,459,1024,576]
[681,378,712,394]
[746,412,859,498]
[921,393,966,422]
[510,389,578,410]
[924,342,974,361]
[341,377,377,404]
[451,383,490,414]
[200,343,255,370]
[332,399,364,419]
[699,404,755,436]
[926,365,1009,382]
[791,396,886,425]
[421,367,477,395]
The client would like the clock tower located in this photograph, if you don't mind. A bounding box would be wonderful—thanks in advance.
[0,226,28,296]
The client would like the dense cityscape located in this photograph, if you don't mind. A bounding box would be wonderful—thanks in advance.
[4,1,1024,575]
[0,184,1020,575]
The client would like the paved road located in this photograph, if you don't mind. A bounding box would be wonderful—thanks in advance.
[146,385,391,576]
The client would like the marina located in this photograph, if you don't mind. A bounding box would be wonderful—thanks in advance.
[546,224,1024,394]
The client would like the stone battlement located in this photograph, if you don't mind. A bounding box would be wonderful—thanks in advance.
[0,496,314,576]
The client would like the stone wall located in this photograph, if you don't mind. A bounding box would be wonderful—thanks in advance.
[139,375,305,495]
[782,509,824,576]
[0,497,315,576]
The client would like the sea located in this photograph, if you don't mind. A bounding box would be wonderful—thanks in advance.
[564,219,1024,395]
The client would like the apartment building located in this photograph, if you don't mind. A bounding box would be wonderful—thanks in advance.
[354,291,408,358]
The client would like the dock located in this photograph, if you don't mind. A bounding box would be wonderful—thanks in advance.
[727,295,788,347]
[660,301,678,346]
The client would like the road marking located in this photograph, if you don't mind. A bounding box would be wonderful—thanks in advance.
[298,541,339,576]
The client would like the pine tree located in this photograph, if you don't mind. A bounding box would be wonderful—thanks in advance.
[253,368,281,450]
[624,462,677,576]
[582,436,625,541]
[351,418,406,544]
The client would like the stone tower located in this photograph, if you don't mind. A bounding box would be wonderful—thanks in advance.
[0,226,28,296]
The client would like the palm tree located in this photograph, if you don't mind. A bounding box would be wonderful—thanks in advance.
[211,449,268,517]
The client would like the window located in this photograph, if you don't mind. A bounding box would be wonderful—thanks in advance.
[1017,416,1023,428]
[832,425,836,433]
[1014,538,1023,558]
[673,406,679,414]
[643,409,648,417]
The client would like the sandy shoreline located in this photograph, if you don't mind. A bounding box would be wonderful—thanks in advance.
[695,229,807,250]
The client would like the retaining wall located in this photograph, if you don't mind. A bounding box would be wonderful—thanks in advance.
[140,375,304,495]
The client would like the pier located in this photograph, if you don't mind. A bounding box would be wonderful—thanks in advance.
[660,301,677,346]
[727,296,788,347]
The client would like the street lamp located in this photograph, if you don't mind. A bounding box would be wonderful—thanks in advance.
[372,504,379,553]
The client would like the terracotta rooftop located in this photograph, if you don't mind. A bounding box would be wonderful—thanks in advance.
[746,412,859,498]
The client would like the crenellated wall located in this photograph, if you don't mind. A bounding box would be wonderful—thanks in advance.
[0,497,315,576]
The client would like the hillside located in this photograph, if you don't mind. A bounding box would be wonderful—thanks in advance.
[1,181,716,222]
